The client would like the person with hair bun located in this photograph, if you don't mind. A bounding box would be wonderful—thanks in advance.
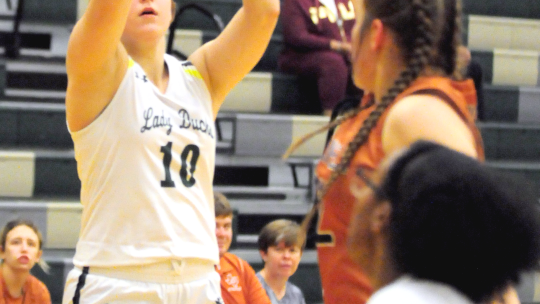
[282,0,485,302]
[348,141,540,304]
[0,219,51,304]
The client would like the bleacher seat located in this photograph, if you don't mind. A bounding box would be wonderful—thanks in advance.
[172,0,283,35]
[0,201,81,248]
[18,0,77,24]
[0,151,34,196]
[470,49,540,87]
[481,123,540,161]
[467,15,540,51]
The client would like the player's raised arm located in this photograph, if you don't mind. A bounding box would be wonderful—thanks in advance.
[65,0,131,131]
[188,0,280,117]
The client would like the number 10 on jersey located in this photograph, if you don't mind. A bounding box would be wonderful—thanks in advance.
[160,142,200,188]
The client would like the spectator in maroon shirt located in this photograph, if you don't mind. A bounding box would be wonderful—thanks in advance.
[279,0,361,115]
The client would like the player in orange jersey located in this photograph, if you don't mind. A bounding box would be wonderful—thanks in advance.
[282,0,495,302]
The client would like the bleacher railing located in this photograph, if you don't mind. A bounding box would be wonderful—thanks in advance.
[166,2,224,60]
[4,0,24,58]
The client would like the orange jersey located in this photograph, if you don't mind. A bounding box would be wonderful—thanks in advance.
[217,253,271,304]
[0,273,51,304]
[316,76,482,304]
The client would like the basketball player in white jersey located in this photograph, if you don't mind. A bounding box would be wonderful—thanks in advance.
[61,0,279,303]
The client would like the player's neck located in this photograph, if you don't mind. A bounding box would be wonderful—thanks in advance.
[127,39,169,93]
[373,46,406,103]
[260,268,288,300]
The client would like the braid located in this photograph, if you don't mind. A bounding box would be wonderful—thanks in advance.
[433,0,461,78]
[301,0,438,232]
[451,0,463,79]
[441,0,461,78]
[282,98,376,160]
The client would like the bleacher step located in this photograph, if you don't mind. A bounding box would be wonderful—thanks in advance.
[485,160,540,199]
[480,122,540,161]
[214,186,310,205]
[5,103,540,161]
[0,199,313,250]
[467,15,540,52]
[462,0,540,19]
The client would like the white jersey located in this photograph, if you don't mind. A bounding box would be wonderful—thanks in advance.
[367,275,474,304]
[70,55,219,267]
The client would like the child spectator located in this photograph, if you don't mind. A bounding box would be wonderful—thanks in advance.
[215,192,272,304]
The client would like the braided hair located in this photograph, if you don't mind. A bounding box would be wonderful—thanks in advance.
[321,0,441,198]
[282,0,462,162]
[297,0,460,231]
[434,0,462,78]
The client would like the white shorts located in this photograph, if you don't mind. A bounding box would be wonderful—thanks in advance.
[62,259,222,304]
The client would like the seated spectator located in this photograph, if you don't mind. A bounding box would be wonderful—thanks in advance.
[256,220,306,304]
[214,192,272,304]
[347,140,540,304]
[280,0,362,115]
[0,219,51,304]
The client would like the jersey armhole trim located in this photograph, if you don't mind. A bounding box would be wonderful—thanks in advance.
[70,61,134,137]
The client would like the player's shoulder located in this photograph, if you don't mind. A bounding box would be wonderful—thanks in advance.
[392,76,468,122]
[393,93,446,115]
[386,92,463,133]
